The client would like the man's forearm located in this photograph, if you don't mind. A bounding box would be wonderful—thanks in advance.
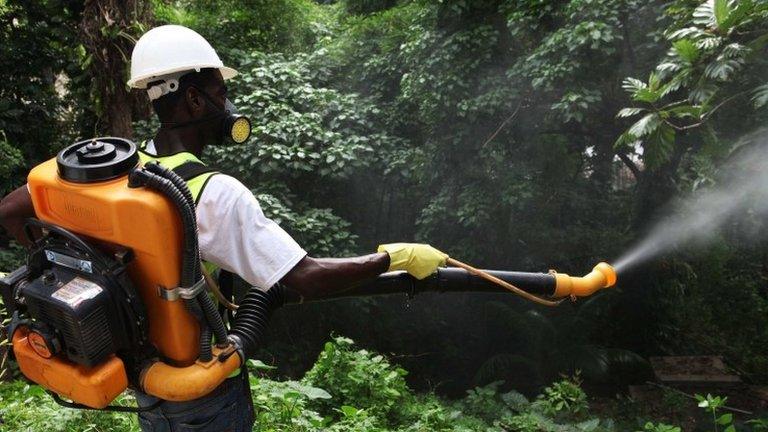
[280,253,390,301]
[0,185,36,246]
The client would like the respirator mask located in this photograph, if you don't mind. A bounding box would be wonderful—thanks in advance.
[161,87,252,145]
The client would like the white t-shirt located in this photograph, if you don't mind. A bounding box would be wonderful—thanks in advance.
[145,141,307,291]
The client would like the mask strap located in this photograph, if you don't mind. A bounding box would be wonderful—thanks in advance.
[161,114,223,130]
[160,87,226,130]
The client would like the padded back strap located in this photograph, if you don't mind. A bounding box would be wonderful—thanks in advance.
[172,161,218,182]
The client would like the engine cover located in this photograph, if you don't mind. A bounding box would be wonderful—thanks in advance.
[22,266,120,367]
[7,219,149,377]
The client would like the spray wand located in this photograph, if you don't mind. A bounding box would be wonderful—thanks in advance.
[289,260,618,306]
[445,258,617,306]
[446,258,565,306]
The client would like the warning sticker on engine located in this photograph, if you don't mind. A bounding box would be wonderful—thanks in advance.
[51,277,103,308]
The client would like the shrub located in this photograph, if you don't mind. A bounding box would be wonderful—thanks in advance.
[302,336,410,421]
[536,374,589,418]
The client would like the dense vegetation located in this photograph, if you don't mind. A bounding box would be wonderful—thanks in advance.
[0,337,761,431]
[1,0,768,430]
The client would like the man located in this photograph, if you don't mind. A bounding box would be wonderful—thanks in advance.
[0,25,446,431]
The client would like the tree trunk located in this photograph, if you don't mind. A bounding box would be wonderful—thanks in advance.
[80,0,153,137]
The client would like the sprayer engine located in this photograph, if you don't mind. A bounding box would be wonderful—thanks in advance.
[1,137,256,409]
[2,220,148,373]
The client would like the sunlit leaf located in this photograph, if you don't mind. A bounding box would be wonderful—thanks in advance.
[704,58,742,80]
[693,0,718,27]
[696,36,722,50]
[622,77,647,95]
[628,113,662,137]
[752,83,768,108]
[667,27,706,40]
[617,107,646,118]
[656,61,681,76]
[614,131,641,149]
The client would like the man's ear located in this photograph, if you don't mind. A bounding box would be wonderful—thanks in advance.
[185,86,205,116]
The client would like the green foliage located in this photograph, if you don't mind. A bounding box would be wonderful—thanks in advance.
[342,0,398,16]
[696,393,736,432]
[641,422,682,432]
[152,0,324,55]
[0,241,25,271]
[256,193,358,256]
[653,247,768,382]
[0,132,24,196]
[747,418,768,432]
[616,0,768,170]
[2,336,764,431]
[461,381,515,422]
[249,375,330,429]
[211,51,382,182]
[0,381,140,432]
[537,374,589,418]
[0,0,91,189]
[302,336,410,421]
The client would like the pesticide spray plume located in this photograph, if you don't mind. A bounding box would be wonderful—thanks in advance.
[613,130,768,273]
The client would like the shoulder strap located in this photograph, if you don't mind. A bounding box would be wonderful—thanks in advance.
[172,161,218,181]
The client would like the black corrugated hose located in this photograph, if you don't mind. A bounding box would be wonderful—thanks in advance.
[229,283,286,359]
[129,167,228,361]
[143,163,212,360]
[144,163,196,213]
[128,169,198,285]
[131,164,286,362]
[144,164,230,350]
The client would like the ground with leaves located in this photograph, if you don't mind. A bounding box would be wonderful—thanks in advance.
[1,337,766,432]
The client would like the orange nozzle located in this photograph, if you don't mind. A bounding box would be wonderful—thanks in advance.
[552,262,617,298]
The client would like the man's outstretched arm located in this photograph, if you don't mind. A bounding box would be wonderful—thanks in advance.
[280,253,390,301]
[280,244,447,301]
[0,185,35,246]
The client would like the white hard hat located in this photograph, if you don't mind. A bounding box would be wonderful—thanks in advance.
[128,25,237,98]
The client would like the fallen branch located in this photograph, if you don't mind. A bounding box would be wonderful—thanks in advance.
[644,381,753,415]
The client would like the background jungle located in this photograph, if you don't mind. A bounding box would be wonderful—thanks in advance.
[1,0,768,430]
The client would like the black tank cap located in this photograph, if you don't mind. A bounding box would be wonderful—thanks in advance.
[57,137,139,183]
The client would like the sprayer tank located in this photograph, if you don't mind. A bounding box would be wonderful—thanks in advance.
[26,139,200,365]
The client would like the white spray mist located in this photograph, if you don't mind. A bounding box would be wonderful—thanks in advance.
[613,130,768,273]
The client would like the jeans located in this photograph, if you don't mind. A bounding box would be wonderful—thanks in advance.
[136,368,254,432]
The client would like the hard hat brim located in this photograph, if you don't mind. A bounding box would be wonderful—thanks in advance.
[128,65,239,89]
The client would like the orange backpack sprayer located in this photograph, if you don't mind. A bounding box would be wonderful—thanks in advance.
[1,137,617,411]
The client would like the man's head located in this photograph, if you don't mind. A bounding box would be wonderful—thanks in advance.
[128,25,250,147]
[149,68,229,147]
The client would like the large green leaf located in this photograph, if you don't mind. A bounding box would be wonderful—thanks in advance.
[621,77,647,95]
[643,123,676,169]
[753,83,768,108]
[628,113,662,138]
[673,39,700,63]
[616,107,646,118]
[713,0,732,30]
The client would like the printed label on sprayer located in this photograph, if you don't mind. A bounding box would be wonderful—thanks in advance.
[51,277,103,308]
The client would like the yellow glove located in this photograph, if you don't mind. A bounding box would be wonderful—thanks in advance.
[377,243,448,280]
